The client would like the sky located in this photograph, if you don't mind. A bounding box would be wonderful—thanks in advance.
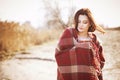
[0,0,120,28]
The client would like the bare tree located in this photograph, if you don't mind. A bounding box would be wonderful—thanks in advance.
[42,0,76,29]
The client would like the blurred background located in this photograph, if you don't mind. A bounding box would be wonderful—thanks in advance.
[0,0,120,80]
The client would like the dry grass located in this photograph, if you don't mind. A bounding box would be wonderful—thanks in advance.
[0,21,62,61]
[33,28,62,45]
[104,29,120,68]
[96,29,120,80]
[95,28,120,67]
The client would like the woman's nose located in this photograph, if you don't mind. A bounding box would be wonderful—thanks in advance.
[79,24,84,27]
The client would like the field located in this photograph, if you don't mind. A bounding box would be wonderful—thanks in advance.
[98,29,120,80]
[0,29,120,80]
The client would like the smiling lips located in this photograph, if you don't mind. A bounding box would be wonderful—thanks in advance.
[79,28,83,29]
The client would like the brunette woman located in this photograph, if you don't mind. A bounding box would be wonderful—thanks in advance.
[55,8,105,80]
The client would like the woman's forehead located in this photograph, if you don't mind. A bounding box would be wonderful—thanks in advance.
[78,15,89,20]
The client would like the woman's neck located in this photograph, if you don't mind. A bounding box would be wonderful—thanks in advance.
[78,32,89,38]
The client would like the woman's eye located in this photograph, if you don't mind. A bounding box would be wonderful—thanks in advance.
[78,20,89,24]
[83,21,88,24]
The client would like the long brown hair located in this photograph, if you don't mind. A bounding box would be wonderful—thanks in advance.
[74,8,105,33]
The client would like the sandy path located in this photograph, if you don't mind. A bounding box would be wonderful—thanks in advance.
[0,41,57,80]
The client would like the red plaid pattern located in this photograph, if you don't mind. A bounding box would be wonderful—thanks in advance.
[55,28,105,80]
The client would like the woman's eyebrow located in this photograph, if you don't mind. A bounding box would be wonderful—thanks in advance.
[78,20,88,22]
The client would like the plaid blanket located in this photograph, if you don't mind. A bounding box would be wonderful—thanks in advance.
[55,28,105,80]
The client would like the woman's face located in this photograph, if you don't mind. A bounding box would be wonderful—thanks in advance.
[77,15,90,33]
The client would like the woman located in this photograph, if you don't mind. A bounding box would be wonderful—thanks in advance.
[55,8,105,80]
